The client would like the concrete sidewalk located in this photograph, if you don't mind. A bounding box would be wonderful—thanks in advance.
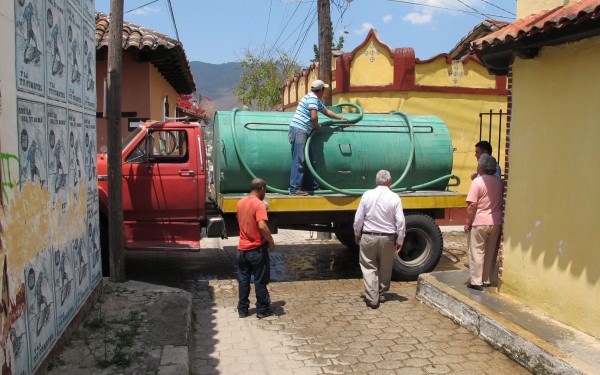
[46,280,193,375]
[417,270,600,375]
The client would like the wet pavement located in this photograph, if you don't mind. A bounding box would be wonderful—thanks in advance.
[123,230,529,374]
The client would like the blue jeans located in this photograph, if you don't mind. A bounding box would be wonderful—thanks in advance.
[288,126,319,192]
[237,243,271,315]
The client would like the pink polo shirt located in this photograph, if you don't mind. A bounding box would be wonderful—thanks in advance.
[466,174,503,226]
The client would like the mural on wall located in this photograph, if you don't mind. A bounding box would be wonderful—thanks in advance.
[52,243,75,335]
[17,98,47,190]
[86,195,101,284]
[15,0,45,97]
[68,110,83,199]
[47,105,68,210]
[46,0,67,102]
[82,21,95,111]
[1,0,99,373]
[24,251,56,371]
[66,3,82,107]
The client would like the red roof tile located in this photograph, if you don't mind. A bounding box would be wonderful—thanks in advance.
[95,12,195,94]
[472,0,600,50]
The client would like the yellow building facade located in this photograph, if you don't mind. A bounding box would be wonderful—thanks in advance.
[473,0,600,339]
[282,29,508,196]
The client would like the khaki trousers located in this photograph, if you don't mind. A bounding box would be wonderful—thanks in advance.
[468,224,501,286]
[359,234,395,305]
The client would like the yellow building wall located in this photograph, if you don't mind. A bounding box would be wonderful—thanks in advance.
[350,38,394,87]
[335,91,506,195]
[149,64,178,121]
[501,36,600,338]
[517,0,566,18]
[415,59,498,89]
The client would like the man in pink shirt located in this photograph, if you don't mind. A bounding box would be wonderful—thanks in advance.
[464,154,503,291]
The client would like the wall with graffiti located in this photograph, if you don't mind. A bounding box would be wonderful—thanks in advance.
[0,0,100,373]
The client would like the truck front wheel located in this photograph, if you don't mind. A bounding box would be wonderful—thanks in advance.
[392,213,443,281]
[334,225,359,252]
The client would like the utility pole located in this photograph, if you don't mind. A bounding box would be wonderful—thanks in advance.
[107,0,125,282]
[318,0,332,106]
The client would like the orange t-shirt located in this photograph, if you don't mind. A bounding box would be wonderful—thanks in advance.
[236,195,269,250]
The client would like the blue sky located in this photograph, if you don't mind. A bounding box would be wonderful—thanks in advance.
[95,0,516,65]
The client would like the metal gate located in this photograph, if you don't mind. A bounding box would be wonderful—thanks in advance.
[479,110,506,168]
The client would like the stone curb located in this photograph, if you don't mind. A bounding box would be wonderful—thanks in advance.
[416,271,588,375]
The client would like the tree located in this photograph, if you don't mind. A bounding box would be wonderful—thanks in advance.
[235,50,300,111]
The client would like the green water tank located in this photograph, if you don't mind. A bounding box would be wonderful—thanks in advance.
[212,104,455,195]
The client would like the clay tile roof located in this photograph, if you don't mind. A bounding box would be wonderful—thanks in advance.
[449,19,510,59]
[95,12,195,94]
[471,0,600,51]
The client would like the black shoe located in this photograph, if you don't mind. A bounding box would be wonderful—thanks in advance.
[379,295,386,303]
[366,301,380,309]
[238,311,248,318]
[467,283,483,291]
[257,309,273,319]
[483,283,492,288]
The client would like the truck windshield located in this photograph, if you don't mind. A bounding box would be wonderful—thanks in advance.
[121,127,144,150]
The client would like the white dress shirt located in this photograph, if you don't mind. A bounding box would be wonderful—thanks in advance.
[353,185,406,246]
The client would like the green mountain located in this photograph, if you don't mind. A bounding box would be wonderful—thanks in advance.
[190,61,242,111]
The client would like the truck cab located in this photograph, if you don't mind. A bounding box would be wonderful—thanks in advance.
[97,120,208,267]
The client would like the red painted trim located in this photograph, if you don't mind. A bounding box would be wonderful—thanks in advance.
[346,29,394,63]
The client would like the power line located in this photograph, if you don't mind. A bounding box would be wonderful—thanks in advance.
[386,0,514,20]
[165,0,179,41]
[474,0,515,16]
[262,0,274,55]
[125,0,160,15]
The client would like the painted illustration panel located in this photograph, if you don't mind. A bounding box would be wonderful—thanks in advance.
[83,112,96,189]
[17,98,48,190]
[15,0,45,96]
[45,0,68,102]
[67,109,84,198]
[52,243,76,334]
[73,235,91,303]
[24,251,57,371]
[87,195,102,284]
[82,20,95,111]
[66,3,82,107]
[47,104,69,210]
[7,313,30,375]
[82,0,94,25]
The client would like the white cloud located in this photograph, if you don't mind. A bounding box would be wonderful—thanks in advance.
[353,22,374,35]
[403,12,432,25]
[130,5,161,16]
[382,14,393,23]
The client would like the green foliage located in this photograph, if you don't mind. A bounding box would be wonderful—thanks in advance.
[235,50,300,111]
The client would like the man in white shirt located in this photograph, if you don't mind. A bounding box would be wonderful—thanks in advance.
[353,170,406,309]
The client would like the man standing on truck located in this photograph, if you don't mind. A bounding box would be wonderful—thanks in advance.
[353,170,406,309]
[288,79,348,196]
[236,178,275,319]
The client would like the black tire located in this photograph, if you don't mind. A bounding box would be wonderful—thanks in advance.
[392,213,443,281]
[99,214,110,276]
[334,224,359,252]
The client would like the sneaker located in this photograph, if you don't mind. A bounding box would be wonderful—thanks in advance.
[379,294,386,303]
[256,309,273,319]
[290,190,309,196]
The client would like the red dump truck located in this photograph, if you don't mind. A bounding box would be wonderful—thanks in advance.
[97,107,466,280]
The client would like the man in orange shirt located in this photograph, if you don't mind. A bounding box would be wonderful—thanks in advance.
[236,178,275,318]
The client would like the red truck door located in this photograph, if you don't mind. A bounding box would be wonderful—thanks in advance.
[121,127,201,250]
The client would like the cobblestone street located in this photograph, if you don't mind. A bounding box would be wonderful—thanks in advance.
[125,230,529,374]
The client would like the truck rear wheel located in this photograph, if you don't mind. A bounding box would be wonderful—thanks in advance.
[392,213,442,281]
